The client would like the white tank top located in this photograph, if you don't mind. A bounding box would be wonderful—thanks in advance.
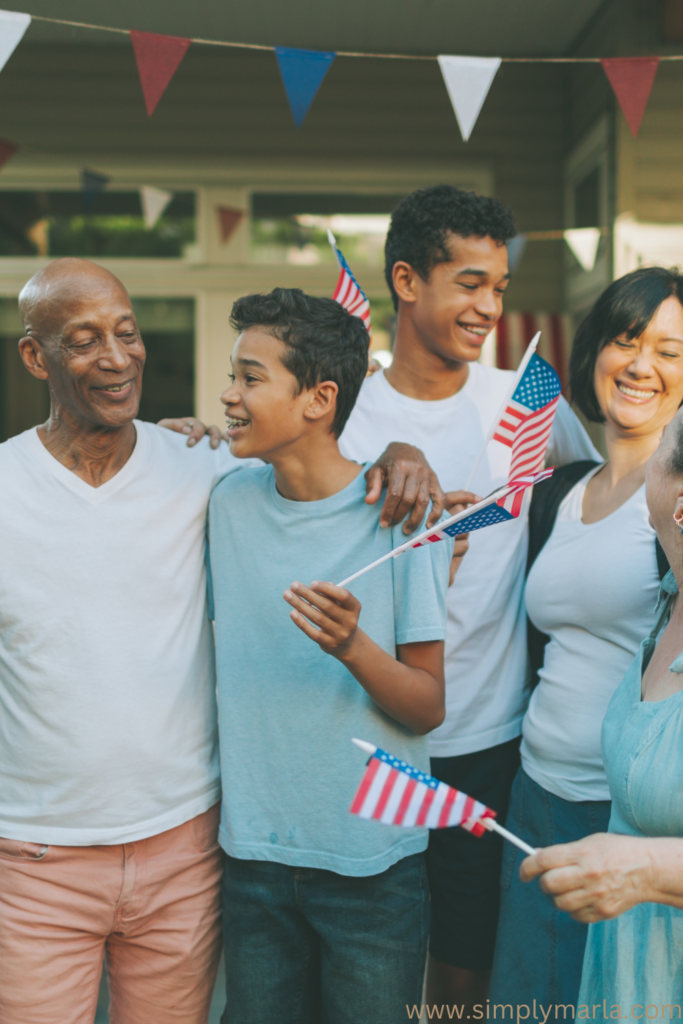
[521,468,659,802]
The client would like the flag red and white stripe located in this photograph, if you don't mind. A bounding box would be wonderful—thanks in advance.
[495,394,561,479]
[489,349,562,482]
[328,229,372,336]
[350,744,495,837]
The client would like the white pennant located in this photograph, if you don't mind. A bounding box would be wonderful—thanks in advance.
[564,228,601,272]
[438,55,501,142]
[0,9,30,73]
[140,185,173,229]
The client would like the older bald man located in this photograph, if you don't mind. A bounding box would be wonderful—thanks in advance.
[0,258,233,1024]
[0,258,443,1024]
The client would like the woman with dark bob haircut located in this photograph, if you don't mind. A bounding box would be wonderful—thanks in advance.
[490,266,683,1007]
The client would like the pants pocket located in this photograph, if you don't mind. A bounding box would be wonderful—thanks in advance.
[0,836,49,861]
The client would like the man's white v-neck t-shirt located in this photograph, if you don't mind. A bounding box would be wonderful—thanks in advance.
[0,421,236,845]
[340,365,600,757]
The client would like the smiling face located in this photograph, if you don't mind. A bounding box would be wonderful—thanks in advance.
[19,262,145,430]
[221,327,336,461]
[593,295,683,438]
[393,233,510,363]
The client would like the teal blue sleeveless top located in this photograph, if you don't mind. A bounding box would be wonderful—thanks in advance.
[578,570,683,1009]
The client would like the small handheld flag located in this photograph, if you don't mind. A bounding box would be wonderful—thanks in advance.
[493,352,562,479]
[328,229,372,337]
[350,740,536,856]
[350,739,494,835]
[337,468,553,588]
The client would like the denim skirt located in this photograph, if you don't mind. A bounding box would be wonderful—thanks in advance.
[488,767,610,1008]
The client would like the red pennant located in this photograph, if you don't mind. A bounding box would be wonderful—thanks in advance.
[601,57,659,138]
[130,30,192,117]
[0,138,17,172]
[217,206,244,244]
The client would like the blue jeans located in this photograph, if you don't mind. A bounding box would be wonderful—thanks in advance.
[489,768,611,1007]
[220,852,429,1024]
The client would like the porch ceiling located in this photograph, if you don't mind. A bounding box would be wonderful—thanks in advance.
[23,0,607,58]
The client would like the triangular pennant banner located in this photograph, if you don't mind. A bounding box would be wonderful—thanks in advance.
[140,185,173,228]
[217,206,244,244]
[130,30,192,117]
[506,234,527,273]
[0,137,17,172]
[0,10,30,74]
[438,55,501,142]
[564,228,601,272]
[81,169,110,209]
[601,57,659,138]
[275,47,335,129]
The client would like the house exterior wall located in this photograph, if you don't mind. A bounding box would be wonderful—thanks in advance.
[0,41,570,431]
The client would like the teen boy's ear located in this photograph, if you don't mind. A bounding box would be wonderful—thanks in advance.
[158,418,446,534]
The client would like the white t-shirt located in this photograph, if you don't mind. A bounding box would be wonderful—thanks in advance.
[0,421,236,845]
[340,366,600,756]
[521,470,660,802]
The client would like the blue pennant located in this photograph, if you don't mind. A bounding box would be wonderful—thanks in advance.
[81,169,110,209]
[275,47,335,129]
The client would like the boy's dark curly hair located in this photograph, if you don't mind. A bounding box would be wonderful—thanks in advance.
[230,288,369,438]
[384,185,517,309]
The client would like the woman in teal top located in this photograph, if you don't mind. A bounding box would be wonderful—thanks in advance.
[521,407,683,1012]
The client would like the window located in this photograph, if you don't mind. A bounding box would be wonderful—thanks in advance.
[0,191,195,259]
[250,192,404,267]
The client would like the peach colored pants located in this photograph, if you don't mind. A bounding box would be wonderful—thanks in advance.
[0,804,223,1024]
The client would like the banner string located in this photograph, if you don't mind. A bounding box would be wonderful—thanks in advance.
[27,14,683,63]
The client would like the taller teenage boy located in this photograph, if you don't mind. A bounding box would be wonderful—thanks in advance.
[338,186,601,1009]
[208,288,451,1024]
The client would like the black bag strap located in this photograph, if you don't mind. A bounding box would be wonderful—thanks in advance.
[526,460,670,692]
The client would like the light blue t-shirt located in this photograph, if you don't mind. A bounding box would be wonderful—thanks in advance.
[208,462,450,876]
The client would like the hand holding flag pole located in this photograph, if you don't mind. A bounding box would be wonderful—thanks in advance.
[464,332,540,490]
[351,739,536,857]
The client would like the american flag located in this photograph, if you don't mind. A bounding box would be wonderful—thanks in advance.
[328,229,372,337]
[493,352,561,480]
[408,468,553,549]
[350,745,496,837]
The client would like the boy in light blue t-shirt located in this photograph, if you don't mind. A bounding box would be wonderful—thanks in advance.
[208,287,450,1024]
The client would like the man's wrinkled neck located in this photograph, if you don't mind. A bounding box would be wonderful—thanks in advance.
[37,404,137,488]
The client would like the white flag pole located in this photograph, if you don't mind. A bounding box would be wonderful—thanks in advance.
[351,737,377,756]
[479,816,537,857]
[327,227,342,268]
[464,331,541,490]
[337,482,513,588]
[350,740,537,855]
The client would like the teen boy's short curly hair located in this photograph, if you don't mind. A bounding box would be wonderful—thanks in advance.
[384,185,517,309]
[230,288,370,438]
